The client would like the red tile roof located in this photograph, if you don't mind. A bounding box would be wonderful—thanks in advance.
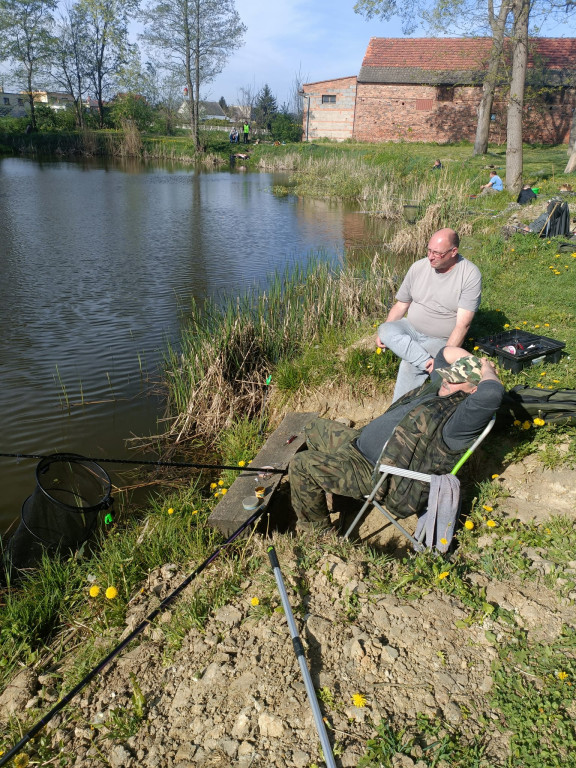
[362,37,576,72]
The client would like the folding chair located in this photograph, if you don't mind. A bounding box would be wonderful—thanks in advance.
[343,415,496,550]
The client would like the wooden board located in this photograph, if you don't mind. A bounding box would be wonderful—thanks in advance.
[208,412,317,537]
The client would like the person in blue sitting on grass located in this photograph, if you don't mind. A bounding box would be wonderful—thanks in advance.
[480,170,504,195]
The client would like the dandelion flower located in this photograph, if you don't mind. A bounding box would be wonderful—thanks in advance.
[440,538,448,545]
[352,693,367,707]
[513,419,521,426]
[533,417,545,426]
[553,379,560,383]
[375,348,382,355]
[464,520,474,530]
[545,323,550,327]
[167,507,174,515]
[522,420,532,430]
[491,474,499,480]
[473,346,479,351]
[438,571,449,580]
[210,482,217,490]
[483,505,493,512]
[14,755,29,768]
[557,671,569,681]
[214,492,220,498]
[192,509,198,515]
[486,520,497,528]
[251,597,260,606]
[504,324,510,328]
[540,371,546,376]
[218,480,224,486]
[238,460,246,467]
[105,586,118,600]
[534,325,540,328]
[523,321,527,325]
[220,488,228,495]
[89,585,100,598]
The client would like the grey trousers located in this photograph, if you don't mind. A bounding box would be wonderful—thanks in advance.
[378,319,447,401]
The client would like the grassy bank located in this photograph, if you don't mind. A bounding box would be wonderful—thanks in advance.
[1,142,576,766]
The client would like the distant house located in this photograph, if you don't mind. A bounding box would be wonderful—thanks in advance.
[0,91,29,118]
[303,37,576,144]
[30,91,75,111]
[178,99,229,121]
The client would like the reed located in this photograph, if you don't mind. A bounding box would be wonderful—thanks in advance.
[163,257,398,444]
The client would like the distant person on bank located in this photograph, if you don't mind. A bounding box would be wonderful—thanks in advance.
[377,228,482,402]
[480,170,504,195]
[432,159,442,170]
[243,122,250,144]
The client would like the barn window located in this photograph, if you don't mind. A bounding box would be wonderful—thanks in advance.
[415,99,433,111]
[436,86,454,102]
[321,95,336,104]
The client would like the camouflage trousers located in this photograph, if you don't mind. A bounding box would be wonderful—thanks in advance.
[289,418,375,529]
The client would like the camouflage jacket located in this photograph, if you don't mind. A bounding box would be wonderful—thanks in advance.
[374,381,467,519]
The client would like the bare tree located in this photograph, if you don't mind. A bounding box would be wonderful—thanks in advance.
[140,0,246,150]
[48,3,90,127]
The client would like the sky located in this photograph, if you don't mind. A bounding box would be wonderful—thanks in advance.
[203,0,404,107]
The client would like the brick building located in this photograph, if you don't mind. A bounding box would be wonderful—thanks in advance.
[302,38,576,144]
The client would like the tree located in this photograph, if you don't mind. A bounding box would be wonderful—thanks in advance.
[48,3,91,127]
[140,0,246,150]
[254,83,277,130]
[505,0,530,192]
[0,0,57,129]
[76,0,137,128]
[218,94,227,114]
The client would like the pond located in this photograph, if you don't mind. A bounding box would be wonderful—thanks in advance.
[0,156,389,533]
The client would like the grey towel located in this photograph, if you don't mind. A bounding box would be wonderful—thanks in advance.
[414,474,461,553]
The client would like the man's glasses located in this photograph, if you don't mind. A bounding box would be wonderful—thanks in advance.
[427,247,455,258]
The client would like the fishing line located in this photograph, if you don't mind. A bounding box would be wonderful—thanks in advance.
[0,506,268,767]
[0,452,287,476]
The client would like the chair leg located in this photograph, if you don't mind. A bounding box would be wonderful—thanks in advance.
[372,500,425,552]
[343,473,388,540]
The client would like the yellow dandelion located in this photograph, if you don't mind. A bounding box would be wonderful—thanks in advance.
[89,585,100,598]
[534,325,540,329]
[513,419,521,426]
[438,571,449,580]
[545,528,551,534]
[553,379,560,383]
[486,520,497,528]
[105,586,118,600]
[522,321,527,324]
[510,248,514,252]
[218,479,224,486]
[440,537,448,545]
[504,324,510,328]
[473,346,479,351]
[536,383,542,388]
[545,323,550,327]
[464,520,474,530]
[251,597,260,606]
[14,755,29,768]
[483,505,493,512]
[238,460,246,467]
[375,347,382,355]
[192,509,199,515]
[167,507,174,515]
[557,671,569,681]
[491,473,499,480]
[522,421,532,430]
[352,693,367,708]
[214,492,220,498]
[555,254,560,258]
[533,417,545,426]
[210,482,217,490]
[220,488,228,495]
[540,371,546,376]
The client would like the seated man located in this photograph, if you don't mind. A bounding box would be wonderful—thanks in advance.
[377,228,481,401]
[480,170,504,194]
[289,347,503,533]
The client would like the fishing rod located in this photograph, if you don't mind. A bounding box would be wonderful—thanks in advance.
[267,545,337,768]
[0,452,287,476]
[0,506,269,768]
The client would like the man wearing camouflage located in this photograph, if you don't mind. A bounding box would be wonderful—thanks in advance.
[289,347,502,531]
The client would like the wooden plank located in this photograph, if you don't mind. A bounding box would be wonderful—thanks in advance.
[208,412,318,537]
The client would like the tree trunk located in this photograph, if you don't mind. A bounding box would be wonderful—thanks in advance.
[473,1,511,156]
[505,0,530,194]
[26,68,36,130]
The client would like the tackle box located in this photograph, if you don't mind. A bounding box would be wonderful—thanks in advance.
[475,330,565,373]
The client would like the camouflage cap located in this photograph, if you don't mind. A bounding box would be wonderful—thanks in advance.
[436,355,483,384]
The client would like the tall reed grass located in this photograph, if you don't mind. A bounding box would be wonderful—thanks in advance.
[164,257,397,444]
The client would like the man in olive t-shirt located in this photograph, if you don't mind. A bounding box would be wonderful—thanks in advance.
[377,228,482,401]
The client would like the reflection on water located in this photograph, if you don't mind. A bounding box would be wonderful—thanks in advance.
[0,156,389,531]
